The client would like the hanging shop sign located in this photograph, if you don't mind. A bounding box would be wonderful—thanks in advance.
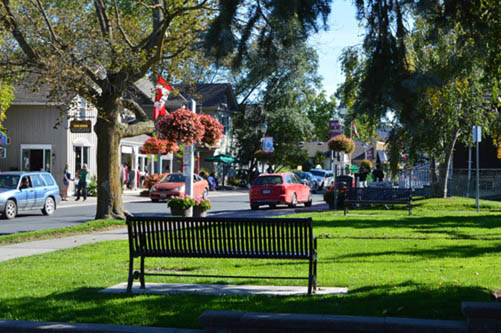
[70,120,92,133]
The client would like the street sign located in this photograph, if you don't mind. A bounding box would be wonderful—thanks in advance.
[0,147,6,159]
[473,126,482,143]
[329,119,343,138]
[263,136,274,153]
[0,132,7,146]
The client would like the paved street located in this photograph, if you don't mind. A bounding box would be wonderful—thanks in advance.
[0,190,326,235]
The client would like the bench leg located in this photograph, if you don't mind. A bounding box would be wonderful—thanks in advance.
[308,257,313,295]
[127,256,134,293]
[140,256,146,289]
[409,203,412,216]
[344,206,348,215]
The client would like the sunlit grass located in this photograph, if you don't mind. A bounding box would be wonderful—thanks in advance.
[0,197,500,328]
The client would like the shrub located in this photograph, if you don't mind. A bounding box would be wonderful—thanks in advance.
[328,135,355,153]
[87,175,98,197]
[168,195,196,210]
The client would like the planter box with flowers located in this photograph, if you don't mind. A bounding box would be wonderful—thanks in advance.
[167,195,196,217]
[324,187,349,210]
[193,198,211,217]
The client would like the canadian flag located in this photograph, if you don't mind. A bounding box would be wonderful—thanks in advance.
[352,122,359,137]
[154,75,173,120]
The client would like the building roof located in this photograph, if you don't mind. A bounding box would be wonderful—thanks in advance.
[300,141,330,158]
[13,77,239,113]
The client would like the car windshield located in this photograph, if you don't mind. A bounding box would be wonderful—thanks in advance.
[162,174,186,183]
[253,176,283,185]
[0,175,21,189]
[294,172,306,179]
[310,170,326,177]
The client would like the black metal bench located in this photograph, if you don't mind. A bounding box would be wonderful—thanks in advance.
[344,188,413,216]
[126,216,318,294]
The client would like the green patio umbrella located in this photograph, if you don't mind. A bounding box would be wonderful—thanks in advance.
[204,154,238,164]
[204,154,238,188]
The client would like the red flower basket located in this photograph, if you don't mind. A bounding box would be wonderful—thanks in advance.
[328,135,355,153]
[141,137,178,154]
[157,108,205,145]
[199,114,224,147]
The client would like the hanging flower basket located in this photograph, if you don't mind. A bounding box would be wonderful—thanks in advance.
[360,159,373,170]
[328,135,355,154]
[141,137,178,155]
[199,114,224,147]
[254,149,273,162]
[157,108,205,145]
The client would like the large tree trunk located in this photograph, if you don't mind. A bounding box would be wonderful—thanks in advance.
[94,106,126,220]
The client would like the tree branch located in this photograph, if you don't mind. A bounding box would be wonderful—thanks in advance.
[121,120,156,138]
[113,0,134,48]
[94,0,112,39]
[120,98,149,122]
[1,0,40,62]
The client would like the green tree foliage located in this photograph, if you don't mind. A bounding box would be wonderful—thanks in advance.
[0,0,215,219]
[230,41,321,171]
[204,0,330,67]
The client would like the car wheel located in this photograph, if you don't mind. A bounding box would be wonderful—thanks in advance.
[151,199,159,203]
[251,203,259,210]
[203,188,209,199]
[4,199,17,219]
[288,193,297,208]
[42,197,56,216]
[305,192,313,207]
[269,204,276,209]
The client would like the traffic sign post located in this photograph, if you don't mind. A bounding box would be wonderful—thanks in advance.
[473,126,481,212]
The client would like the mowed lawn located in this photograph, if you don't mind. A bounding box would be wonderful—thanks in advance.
[0,197,500,329]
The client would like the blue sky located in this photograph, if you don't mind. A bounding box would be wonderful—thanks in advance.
[308,0,365,98]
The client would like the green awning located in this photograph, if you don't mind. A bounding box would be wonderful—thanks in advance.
[205,154,238,164]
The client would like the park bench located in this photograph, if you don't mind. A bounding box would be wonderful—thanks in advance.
[126,216,318,294]
[344,188,413,216]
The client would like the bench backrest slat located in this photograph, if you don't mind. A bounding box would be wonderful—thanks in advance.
[127,216,313,259]
[347,188,412,201]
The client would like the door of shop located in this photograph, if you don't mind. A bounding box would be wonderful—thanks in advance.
[21,145,52,172]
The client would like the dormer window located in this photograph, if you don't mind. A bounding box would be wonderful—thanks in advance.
[79,96,87,119]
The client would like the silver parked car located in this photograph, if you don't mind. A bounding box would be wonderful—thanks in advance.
[0,172,61,219]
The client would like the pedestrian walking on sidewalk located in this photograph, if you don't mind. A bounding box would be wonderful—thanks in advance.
[62,163,74,201]
[75,164,89,201]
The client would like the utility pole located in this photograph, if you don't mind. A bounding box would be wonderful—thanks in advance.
[183,99,196,197]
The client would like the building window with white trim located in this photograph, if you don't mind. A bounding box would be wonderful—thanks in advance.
[79,96,87,120]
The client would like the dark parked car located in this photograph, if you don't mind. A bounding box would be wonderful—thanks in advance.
[0,171,61,219]
[293,171,319,192]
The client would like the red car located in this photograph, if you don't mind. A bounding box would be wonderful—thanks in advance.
[150,173,209,202]
[249,173,312,210]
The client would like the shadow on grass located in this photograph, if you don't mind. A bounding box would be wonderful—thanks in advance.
[0,283,492,329]
[330,242,501,260]
[312,214,501,234]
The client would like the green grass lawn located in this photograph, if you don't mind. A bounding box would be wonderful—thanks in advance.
[0,197,500,329]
